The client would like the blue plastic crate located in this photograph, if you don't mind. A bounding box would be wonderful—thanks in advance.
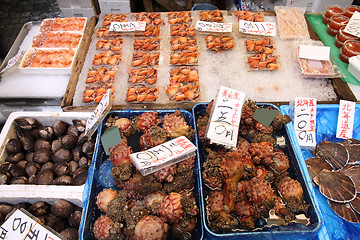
[79,109,204,240]
[193,102,321,240]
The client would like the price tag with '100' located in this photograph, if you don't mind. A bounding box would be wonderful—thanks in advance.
[85,89,112,138]
[195,20,232,32]
[109,21,146,32]
[294,97,317,148]
[239,20,276,36]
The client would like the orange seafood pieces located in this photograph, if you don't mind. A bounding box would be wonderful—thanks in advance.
[32,32,82,48]
[96,38,124,51]
[200,10,223,22]
[136,12,163,25]
[235,11,264,22]
[205,35,235,52]
[170,36,197,51]
[125,85,159,102]
[168,11,192,24]
[93,50,122,65]
[133,37,160,51]
[170,23,195,37]
[170,51,199,65]
[103,13,127,26]
[132,51,159,67]
[170,66,199,83]
[166,82,200,101]
[245,37,275,54]
[138,24,160,37]
[22,49,75,68]
[83,86,115,103]
[86,67,117,84]
[40,17,86,32]
[248,54,279,70]
[128,67,157,85]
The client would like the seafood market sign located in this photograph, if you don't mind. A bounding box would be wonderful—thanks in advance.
[195,21,232,32]
[336,100,355,139]
[109,21,146,32]
[0,209,63,240]
[294,97,317,148]
[206,86,245,148]
[239,20,276,36]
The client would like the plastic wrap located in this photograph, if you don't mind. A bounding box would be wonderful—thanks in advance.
[275,6,310,40]
[280,104,360,240]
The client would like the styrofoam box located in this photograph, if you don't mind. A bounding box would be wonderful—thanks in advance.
[57,0,94,9]
[99,0,131,13]
[348,56,360,82]
[0,111,98,208]
[61,8,96,19]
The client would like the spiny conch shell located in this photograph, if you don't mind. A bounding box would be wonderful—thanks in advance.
[341,165,360,192]
[329,200,360,223]
[340,139,360,164]
[318,170,356,203]
[315,141,349,171]
[305,156,332,184]
[351,194,360,215]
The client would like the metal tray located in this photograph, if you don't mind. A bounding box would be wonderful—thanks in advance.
[193,102,321,240]
[79,109,204,240]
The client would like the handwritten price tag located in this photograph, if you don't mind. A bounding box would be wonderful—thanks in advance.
[336,100,355,139]
[239,20,276,36]
[0,209,64,240]
[294,97,317,148]
[109,21,146,32]
[344,11,360,38]
[206,86,245,148]
[130,136,197,176]
[85,89,112,138]
[195,20,232,33]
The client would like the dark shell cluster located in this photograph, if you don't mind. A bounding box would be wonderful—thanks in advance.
[306,139,360,223]
[0,117,95,186]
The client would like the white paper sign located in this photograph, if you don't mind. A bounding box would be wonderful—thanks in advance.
[195,20,232,32]
[344,11,360,38]
[130,136,197,176]
[206,86,245,148]
[298,45,330,61]
[294,97,317,148]
[109,21,146,32]
[0,209,63,240]
[85,89,112,138]
[239,20,276,36]
[0,51,22,74]
[336,100,355,139]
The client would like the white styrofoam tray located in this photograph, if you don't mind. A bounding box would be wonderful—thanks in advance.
[0,111,97,207]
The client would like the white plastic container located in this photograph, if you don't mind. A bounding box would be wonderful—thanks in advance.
[99,0,131,13]
[61,7,97,19]
[57,0,94,9]
[348,55,360,82]
[0,111,96,207]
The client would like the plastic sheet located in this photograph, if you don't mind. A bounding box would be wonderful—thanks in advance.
[275,6,310,40]
[280,104,360,240]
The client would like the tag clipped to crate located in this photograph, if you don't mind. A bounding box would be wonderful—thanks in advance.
[239,20,276,36]
[130,136,197,176]
[336,100,355,139]
[344,11,360,38]
[206,86,245,148]
[195,20,232,33]
[293,97,317,148]
[85,89,112,139]
[0,208,65,240]
[109,21,146,32]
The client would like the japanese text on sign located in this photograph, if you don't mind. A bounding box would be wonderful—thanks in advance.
[130,136,197,176]
[109,21,146,32]
[336,100,355,139]
[344,11,360,38]
[294,97,317,148]
[195,20,232,33]
[0,209,63,240]
[206,86,245,148]
[239,20,276,36]
[85,89,112,138]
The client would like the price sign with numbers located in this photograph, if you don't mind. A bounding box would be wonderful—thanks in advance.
[195,20,232,33]
[344,11,360,38]
[0,209,64,240]
[336,100,355,139]
[206,86,245,148]
[130,136,197,176]
[109,21,146,32]
[85,89,112,138]
[294,97,317,148]
[239,20,276,36]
